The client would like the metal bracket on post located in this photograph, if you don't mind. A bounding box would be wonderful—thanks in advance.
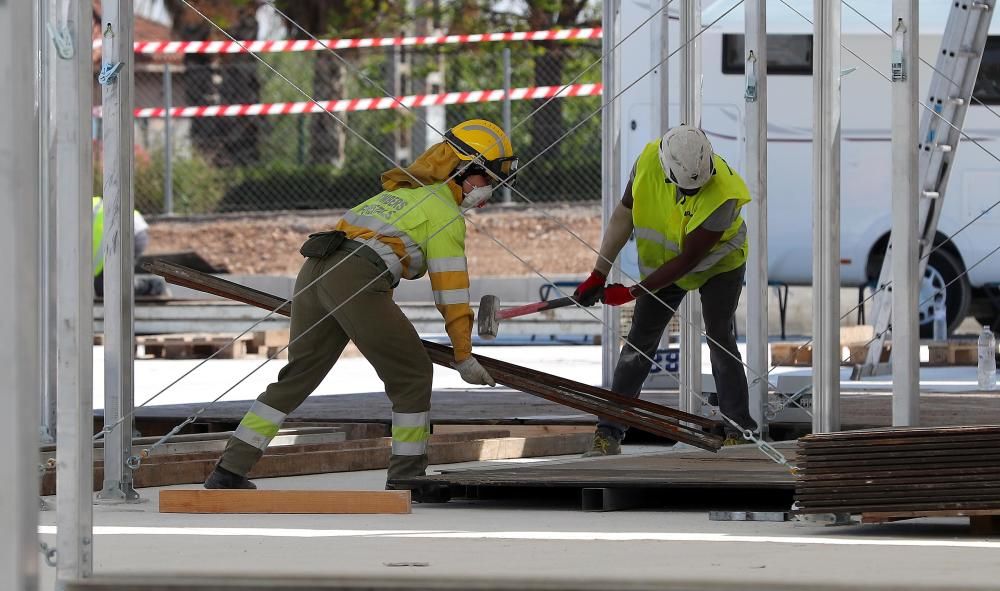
[47,23,75,59]
[98,62,123,86]
[744,51,759,102]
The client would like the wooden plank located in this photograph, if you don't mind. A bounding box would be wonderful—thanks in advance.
[970,515,1000,535]
[862,508,1000,524]
[159,489,411,514]
[432,424,594,437]
[40,433,592,495]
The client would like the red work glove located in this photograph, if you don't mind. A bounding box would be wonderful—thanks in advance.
[573,270,606,307]
[601,284,637,306]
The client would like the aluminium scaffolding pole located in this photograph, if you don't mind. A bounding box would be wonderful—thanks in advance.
[891,0,920,425]
[679,0,703,416]
[601,0,622,388]
[97,0,139,502]
[0,0,41,586]
[812,0,842,433]
[54,0,96,582]
[745,0,769,436]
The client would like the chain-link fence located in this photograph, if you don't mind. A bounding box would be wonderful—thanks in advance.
[102,39,601,217]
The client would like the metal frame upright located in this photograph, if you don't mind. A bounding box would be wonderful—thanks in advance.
[98,0,140,502]
[679,0,704,416]
[812,0,842,433]
[53,0,97,582]
[1,0,42,586]
[891,0,920,425]
[745,0,768,436]
[601,0,622,387]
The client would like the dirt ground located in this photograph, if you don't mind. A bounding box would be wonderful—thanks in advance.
[147,205,603,277]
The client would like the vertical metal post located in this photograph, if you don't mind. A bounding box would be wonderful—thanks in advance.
[163,64,173,216]
[660,1,670,132]
[601,0,622,388]
[679,0,703,415]
[98,0,140,502]
[502,47,512,204]
[55,0,95,581]
[891,0,920,426]
[745,0,768,436]
[812,0,841,433]
[1,0,41,586]
[40,0,58,445]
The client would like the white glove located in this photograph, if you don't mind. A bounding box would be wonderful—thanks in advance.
[454,357,496,387]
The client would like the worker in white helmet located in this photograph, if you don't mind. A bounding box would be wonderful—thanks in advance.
[574,124,757,456]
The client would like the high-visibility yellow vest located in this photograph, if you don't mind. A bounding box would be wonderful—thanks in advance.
[334,183,474,359]
[632,140,750,290]
[92,197,104,277]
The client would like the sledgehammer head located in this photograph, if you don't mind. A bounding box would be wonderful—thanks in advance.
[477,294,501,340]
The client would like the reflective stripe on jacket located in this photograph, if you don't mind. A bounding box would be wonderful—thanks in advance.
[334,183,474,360]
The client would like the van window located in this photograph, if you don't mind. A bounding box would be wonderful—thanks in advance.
[973,36,1000,105]
[722,34,813,75]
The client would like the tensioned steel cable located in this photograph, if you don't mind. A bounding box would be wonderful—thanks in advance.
[763,0,1000,379]
[99,0,796,471]
[263,2,805,413]
[104,1,771,464]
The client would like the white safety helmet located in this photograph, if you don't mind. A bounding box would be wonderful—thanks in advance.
[659,125,715,191]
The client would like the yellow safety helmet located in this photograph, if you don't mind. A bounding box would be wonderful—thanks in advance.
[445,119,519,187]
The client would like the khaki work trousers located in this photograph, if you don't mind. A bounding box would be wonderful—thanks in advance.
[217,247,434,481]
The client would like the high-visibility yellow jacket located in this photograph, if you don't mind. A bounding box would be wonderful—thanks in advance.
[632,141,751,290]
[334,183,473,360]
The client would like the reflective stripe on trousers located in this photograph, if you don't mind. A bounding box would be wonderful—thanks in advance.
[233,401,287,451]
[392,411,430,456]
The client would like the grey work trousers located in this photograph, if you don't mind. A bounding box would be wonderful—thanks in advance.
[597,265,757,439]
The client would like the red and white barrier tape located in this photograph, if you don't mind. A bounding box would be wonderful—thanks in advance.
[117,84,602,119]
[93,27,602,55]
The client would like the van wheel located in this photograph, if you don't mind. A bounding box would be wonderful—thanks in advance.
[918,249,970,338]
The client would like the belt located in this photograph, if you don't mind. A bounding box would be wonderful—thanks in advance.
[337,238,390,275]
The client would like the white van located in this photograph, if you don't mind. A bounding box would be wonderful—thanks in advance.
[683,1,1000,336]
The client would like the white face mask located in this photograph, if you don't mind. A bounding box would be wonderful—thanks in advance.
[462,185,493,209]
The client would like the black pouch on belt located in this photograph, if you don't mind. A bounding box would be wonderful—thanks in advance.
[299,230,347,258]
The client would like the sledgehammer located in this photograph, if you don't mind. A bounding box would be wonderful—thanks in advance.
[477,294,579,339]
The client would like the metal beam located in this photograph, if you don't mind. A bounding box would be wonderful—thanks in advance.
[55,0,96,582]
[812,0,841,433]
[0,0,41,586]
[679,0,703,416]
[745,0,769,436]
[98,0,140,502]
[39,0,58,445]
[891,0,920,425]
[601,0,622,388]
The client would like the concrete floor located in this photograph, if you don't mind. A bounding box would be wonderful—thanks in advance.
[39,445,1000,591]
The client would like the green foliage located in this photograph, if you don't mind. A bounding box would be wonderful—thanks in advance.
[134,148,227,215]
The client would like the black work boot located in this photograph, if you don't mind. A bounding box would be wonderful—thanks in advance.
[204,465,257,490]
[386,482,451,504]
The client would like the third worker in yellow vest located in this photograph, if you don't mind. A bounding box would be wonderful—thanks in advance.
[574,124,757,456]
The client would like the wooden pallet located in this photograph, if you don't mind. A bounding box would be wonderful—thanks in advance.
[137,333,253,359]
[861,508,1000,535]
[769,342,890,367]
[926,340,978,366]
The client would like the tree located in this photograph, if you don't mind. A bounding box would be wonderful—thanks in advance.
[163,1,261,166]
[274,1,403,168]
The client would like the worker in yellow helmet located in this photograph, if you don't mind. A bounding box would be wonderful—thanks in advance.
[575,125,757,456]
[204,119,518,501]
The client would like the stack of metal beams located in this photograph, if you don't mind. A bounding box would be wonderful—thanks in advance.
[794,426,1000,515]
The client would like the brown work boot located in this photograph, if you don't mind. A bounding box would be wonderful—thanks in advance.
[204,465,256,490]
[582,431,621,458]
